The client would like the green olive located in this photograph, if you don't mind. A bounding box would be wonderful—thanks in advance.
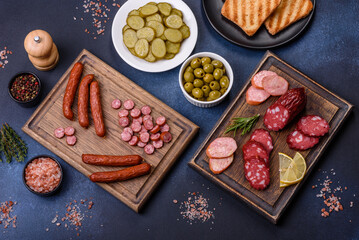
[203,64,214,73]
[209,81,220,91]
[222,67,226,74]
[202,85,210,97]
[207,97,213,101]
[198,97,205,101]
[184,82,194,93]
[212,60,223,68]
[185,66,194,73]
[194,68,205,78]
[183,72,194,82]
[220,76,230,88]
[190,58,202,68]
[209,90,221,100]
[213,68,224,80]
[203,73,214,83]
[201,57,211,66]
[193,79,204,88]
[220,88,227,95]
[192,88,204,99]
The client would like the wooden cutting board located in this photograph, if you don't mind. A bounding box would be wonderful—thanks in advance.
[188,51,353,224]
[23,49,199,212]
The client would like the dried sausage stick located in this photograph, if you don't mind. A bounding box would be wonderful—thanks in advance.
[90,81,106,137]
[89,163,151,183]
[82,154,142,166]
[78,74,94,128]
[63,62,83,120]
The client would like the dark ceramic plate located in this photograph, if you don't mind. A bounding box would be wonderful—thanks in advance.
[202,0,315,49]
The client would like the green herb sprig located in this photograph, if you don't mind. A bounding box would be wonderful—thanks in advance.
[224,114,260,137]
[0,123,27,163]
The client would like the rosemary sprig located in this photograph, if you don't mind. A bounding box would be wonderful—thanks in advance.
[224,114,260,137]
[0,123,28,163]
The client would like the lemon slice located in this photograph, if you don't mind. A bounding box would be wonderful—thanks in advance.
[279,152,307,186]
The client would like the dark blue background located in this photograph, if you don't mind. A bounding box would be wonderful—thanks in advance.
[0,0,358,239]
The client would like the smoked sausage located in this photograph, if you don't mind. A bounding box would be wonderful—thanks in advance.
[63,62,83,120]
[90,81,106,137]
[78,74,94,128]
[89,163,151,183]
[82,154,142,166]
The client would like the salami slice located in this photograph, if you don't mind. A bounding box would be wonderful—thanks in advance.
[123,127,133,136]
[144,144,155,155]
[131,121,142,133]
[121,131,132,142]
[111,99,122,109]
[150,125,161,134]
[64,126,75,136]
[139,132,150,143]
[209,155,234,174]
[124,99,135,110]
[244,157,270,190]
[66,135,77,146]
[287,130,319,150]
[160,124,170,132]
[206,137,238,159]
[119,117,130,127]
[118,109,129,117]
[246,86,271,105]
[141,105,152,115]
[262,75,289,96]
[242,141,269,166]
[129,136,139,146]
[150,133,161,141]
[133,116,143,125]
[160,132,172,143]
[250,129,273,154]
[156,116,166,126]
[144,120,154,130]
[264,104,290,131]
[143,115,153,123]
[153,140,163,149]
[297,115,329,137]
[137,141,146,148]
[130,108,142,118]
[54,127,65,139]
[251,70,278,89]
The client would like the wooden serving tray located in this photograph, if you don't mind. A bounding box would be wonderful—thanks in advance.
[188,51,353,223]
[23,49,199,212]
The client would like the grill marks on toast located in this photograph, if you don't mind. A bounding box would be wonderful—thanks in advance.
[221,0,282,36]
[265,0,313,35]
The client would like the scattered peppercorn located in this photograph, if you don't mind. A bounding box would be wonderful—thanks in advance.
[10,74,39,102]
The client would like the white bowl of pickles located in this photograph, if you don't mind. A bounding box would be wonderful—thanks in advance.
[112,0,198,73]
[179,52,233,108]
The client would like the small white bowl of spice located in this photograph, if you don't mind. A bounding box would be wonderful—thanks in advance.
[179,52,233,108]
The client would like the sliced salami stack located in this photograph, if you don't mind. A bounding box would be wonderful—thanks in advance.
[287,115,329,151]
[206,137,237,174]
[242,129,273,190]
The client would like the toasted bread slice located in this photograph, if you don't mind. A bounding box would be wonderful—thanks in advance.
[265,0,313,35]
[221,0,282,36]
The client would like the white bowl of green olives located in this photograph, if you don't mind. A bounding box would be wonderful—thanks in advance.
[179,52,233,107]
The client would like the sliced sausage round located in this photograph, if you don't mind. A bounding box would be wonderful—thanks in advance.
[129,136,139,146]
[153,140,163,149]
[140,125,148,133]
[251,70,278,89]
[131,121,142,133]
[206,137,238,159]
[133,116,143,125]
[144,144,155,155]
[262,75,289,96]
[118,109,129,117]
[250,129,273,154]
[124,99,135,110]
[296,115,329,137]
[160,132,172,143]
[64,126,75,136]
[137,141,147,148]
[119,117,130,127]
[287,130,320,151]
[264,104,290,131]
[123,127,133,136]
[121,131,132,142]
[246,86,270,105]
[150,133,161,141]
[130,108,142,118]
[242,141,269,166]
[139,132,150,143]
[150,125,161,134]
[144,120,154,130]
[160,124,170,132]
[143,115,153,123]
[66,135,77,146]
[156,116,166,126]
[141,105,152,115]
[209,155,234,174]
[54,127,65,139]
[244,157,270,190]
[111,99,122,109]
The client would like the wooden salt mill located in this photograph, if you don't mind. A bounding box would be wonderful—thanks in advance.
[24,29,59,71]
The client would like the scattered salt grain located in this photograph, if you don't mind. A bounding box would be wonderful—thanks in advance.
[179,192,215,224]
[0,47,12,69]
[0,201,17,229]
